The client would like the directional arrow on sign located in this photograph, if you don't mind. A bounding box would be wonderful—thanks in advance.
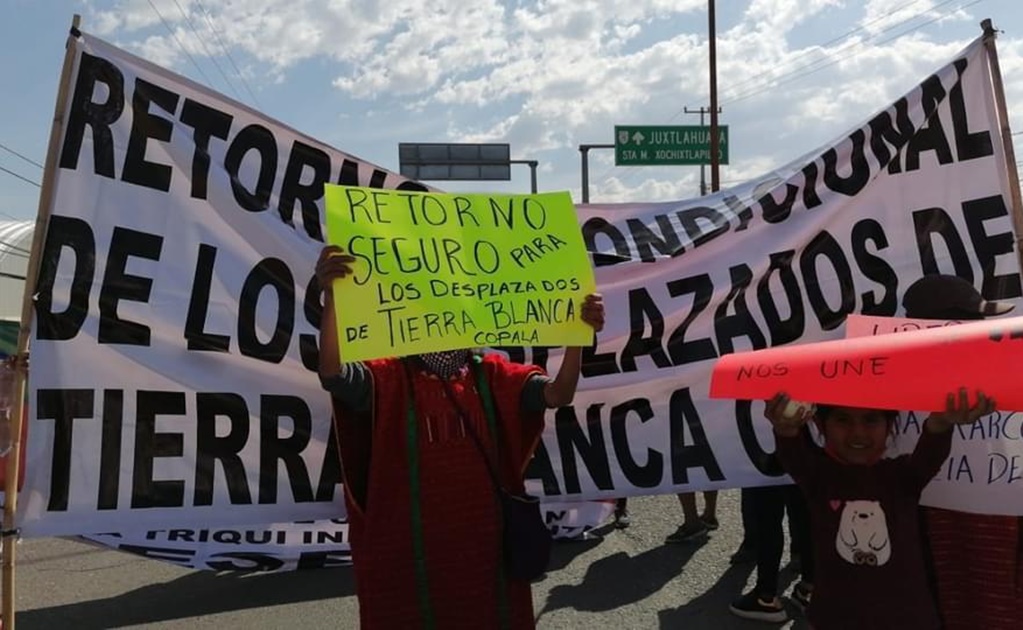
[614,125,729,166]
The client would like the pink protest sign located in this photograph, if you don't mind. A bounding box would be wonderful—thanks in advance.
[844,314,964,338]
[709,316,1023,411]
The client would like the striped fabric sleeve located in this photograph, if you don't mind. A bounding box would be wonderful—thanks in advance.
[318,362,372,413]
[519,374,551,413]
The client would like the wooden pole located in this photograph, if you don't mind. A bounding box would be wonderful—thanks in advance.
[708,0,721,193]
[1,14,82,629]
[980,19,1023,276]
[684,106,722,196]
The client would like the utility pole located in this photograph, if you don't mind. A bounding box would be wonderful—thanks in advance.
[509,159,539,193]
[684,106,721,196]
[708,0,721,192]
[578,143,614,203]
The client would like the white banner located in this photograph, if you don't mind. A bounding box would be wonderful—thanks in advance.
[22,32,429,535]
[516,36,1023,515]
[19,31,1023,545]
[75,500,614,572]
[81,520,353,572]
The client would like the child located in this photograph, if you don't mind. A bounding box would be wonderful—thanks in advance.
[764,389,994,629]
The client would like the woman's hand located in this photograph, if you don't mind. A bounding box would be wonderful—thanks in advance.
[764,392,813,438]
[580,293,605,333]
[315,245,357,293]
[926,388,995,433]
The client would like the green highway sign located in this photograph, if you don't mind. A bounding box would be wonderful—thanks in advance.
[614,125,729,166]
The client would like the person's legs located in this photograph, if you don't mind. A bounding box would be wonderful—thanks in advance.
[614,497,630,529]
[678,492,699,521]
[730,486,788,622]
[666,492,709,543]
[743,487,759,539]
[751,486,786,598]
[730,487,759,564]
[785,485,814,608]
[701,490,719,529]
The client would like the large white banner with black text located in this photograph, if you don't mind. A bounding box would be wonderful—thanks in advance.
[18,29,1023,570]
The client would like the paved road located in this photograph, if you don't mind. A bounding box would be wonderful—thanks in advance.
[11,491,810,629]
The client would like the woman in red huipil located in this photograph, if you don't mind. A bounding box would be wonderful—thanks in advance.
[902,275,1022,630]
[316,245,605,629]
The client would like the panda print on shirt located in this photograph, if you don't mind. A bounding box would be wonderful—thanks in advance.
[835,500,891,566]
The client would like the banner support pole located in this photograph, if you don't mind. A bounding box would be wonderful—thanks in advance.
[2,14,82,630]
[980,18,1023,276]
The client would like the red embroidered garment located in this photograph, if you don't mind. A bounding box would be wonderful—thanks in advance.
[333,355,544,630]
[927,507,1022,630]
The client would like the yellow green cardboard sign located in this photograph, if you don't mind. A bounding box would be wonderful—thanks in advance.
[323,186,597,362]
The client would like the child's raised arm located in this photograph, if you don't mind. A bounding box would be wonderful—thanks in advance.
[764,393,813,437]
[765,392,822,488]
[907,388,995,492]
[925,388,995,434]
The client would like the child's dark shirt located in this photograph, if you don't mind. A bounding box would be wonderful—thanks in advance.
[776,427,952,630]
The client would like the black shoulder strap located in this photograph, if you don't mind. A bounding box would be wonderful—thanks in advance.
[460,357,505,492]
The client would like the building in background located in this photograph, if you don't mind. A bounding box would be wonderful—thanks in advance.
[0,220,32,356]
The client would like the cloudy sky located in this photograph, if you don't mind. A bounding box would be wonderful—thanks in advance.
[1,0,1021,223]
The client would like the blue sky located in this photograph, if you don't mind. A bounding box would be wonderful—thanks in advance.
[1,0,1022,224]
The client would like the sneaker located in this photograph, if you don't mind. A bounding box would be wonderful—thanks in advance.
[791,581,812,610]
[665,521,709,544]
[701,515,719,530]
[729,592,789,623]
[613,508,631,529]
[729,543,757,565]
[557,529,603,543]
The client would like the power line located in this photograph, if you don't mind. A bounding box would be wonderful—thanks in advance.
[716,0,967,107]
[0,142,43,170]
[0,165,40,188]
[194,0,262,108]
[665,0,930,125]
[0,245,30,260]
[595,0,982,192]
[0,238,30,255]
[170,0,244,102]
[0,210,28,222]
[146,0,216,88]
[0,240,31,259]
[720,0,977,107]
[599,1,965,190]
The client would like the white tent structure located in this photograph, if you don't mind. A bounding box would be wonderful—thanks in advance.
[0,220,32,355]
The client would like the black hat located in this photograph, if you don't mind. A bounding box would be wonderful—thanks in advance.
[902,274,1015,320]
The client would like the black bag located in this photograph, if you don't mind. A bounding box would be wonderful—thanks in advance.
[499,490,552,581]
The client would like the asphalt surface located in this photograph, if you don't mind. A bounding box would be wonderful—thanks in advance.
[11,490,811,629]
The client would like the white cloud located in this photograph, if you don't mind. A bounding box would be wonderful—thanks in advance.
[745,0,844,32]
[861,0,930,36]
[82,0,1023,202]
[91,0,167,34]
